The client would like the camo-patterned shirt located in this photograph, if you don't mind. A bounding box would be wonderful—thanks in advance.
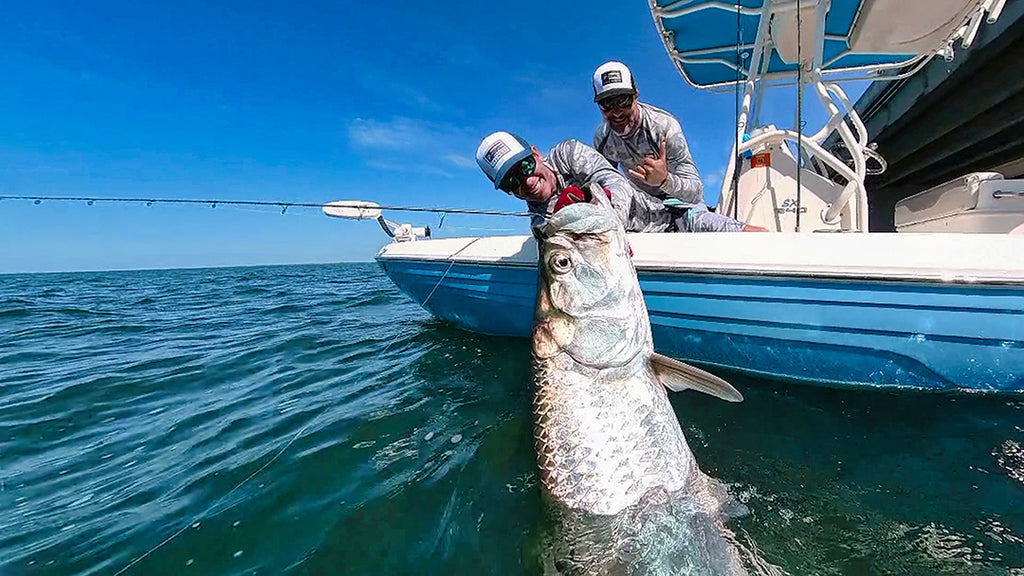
[526,139,674,233]
[593,102,704,207]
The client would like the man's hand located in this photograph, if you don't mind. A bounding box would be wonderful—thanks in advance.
[628,139,669,187]
[553,185,612,213]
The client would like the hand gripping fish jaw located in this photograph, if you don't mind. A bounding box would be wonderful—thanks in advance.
[534,203,641,369]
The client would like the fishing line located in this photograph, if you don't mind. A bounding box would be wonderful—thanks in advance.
[442,226,517,233]
[0,195,531,218]
[732,0,741,221]
[379,237,483,350]
[112,240,488,572]
[377,236,485,355]
[421,239,482,308]
[112,400,336,576]
[795,0,804,232]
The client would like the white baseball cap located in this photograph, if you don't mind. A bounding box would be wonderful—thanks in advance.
[592,61,637,102]
[475,131,532,189]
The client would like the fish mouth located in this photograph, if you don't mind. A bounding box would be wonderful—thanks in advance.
[534,200,641,368]
[536,202,618,240]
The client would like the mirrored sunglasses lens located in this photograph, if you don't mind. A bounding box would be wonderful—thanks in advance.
[499,172,520,193]
[520,157,536,177]
[499,177,515,193]
[501,157,535,193]
[599,95,633,111]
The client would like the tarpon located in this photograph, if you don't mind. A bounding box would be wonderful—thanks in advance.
[531,196,749,575]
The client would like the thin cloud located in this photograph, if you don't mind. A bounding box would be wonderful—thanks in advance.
[348,117,432,150]
[443,154,476,169]
[348,117,482,178]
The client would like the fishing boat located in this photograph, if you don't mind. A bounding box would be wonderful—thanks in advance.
[337,0,1024,393]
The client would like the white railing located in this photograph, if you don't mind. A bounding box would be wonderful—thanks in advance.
[681,0,1005,231]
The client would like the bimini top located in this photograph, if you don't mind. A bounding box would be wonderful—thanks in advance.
[649,0,995,89]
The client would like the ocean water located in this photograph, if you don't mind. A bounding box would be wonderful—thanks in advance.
[2,262,1023,576]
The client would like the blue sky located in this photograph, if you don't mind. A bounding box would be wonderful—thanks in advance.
[0,0,862,273]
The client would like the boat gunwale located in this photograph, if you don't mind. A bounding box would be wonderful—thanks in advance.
[376,255,1024,286]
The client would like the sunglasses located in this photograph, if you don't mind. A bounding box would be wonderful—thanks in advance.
[597,94,635,112]
[499,155,537,194]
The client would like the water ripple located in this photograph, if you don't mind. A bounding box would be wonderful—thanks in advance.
[2,264,1023,576]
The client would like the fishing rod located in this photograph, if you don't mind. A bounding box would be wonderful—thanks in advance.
[0,195,531,218]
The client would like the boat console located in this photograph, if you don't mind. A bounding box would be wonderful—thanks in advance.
[649,0,1010,233]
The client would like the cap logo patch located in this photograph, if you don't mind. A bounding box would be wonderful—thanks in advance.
[601,70,623,86]
[484,140,511,167]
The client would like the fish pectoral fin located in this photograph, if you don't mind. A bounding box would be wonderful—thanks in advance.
[649,353,743,402]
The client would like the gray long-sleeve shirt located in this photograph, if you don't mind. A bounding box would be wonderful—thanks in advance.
[526,139,673,233]
[593,102,704,207]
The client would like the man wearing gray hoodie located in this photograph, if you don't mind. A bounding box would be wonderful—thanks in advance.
[591,61,764,232]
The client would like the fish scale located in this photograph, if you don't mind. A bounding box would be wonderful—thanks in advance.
[532,355,694,516]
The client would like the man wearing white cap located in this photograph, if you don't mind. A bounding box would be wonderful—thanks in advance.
[592,61,763,232]
[475,131,673,232]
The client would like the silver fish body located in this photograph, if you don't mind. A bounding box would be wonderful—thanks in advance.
[531,197,749,574]
[532,284,696,516]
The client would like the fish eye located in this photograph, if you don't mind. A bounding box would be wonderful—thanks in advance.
[549,252,573,274]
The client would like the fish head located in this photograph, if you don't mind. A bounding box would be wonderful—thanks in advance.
[533,201,649,368]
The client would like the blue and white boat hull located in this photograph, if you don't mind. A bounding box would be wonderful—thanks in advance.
[378,232,1024,393]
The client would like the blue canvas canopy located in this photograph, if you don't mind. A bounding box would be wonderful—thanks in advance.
[649,0,996,88]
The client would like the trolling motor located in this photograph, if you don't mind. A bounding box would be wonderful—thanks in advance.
[322,201,430,242]
[376,218,431,242]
